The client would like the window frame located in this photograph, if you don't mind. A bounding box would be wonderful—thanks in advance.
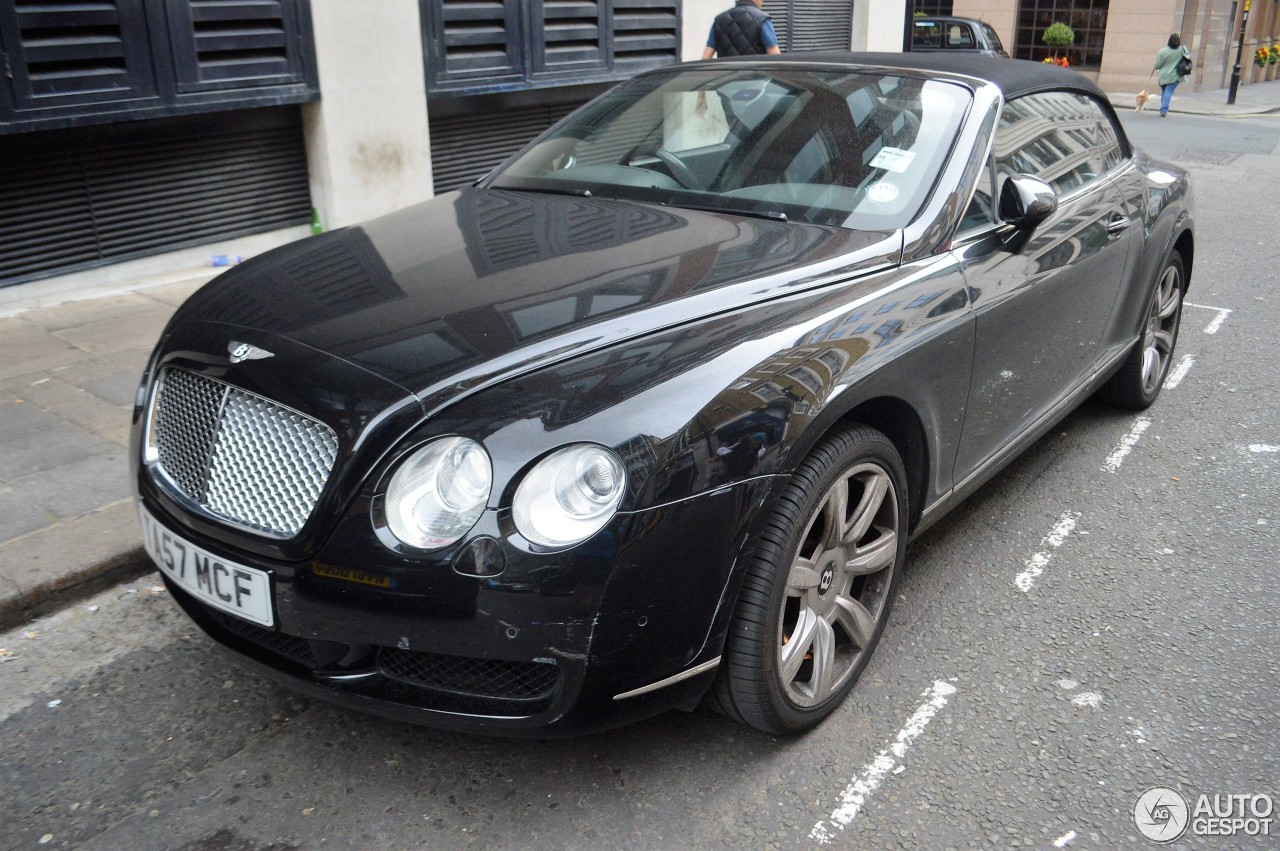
[954,88,1131,241]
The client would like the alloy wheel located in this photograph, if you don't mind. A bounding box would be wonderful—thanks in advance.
[776,461,899,708]
[1140,262,1182,396]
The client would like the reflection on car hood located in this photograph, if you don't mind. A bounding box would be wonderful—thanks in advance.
[177,188,900,414]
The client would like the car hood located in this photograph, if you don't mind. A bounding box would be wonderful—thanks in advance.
[176,187,900,415]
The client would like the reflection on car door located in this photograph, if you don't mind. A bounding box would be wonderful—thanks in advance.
[951,91,1136,481]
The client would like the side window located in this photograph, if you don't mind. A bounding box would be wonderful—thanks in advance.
[959,158,998,233]
[1088,99,1127,171]
[785,133,838,185]
[663,93,730,154]
[912,22,942,49]
[947,24,976,48]
[995,92,1107,196]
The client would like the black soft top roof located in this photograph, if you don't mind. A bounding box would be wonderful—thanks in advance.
[702,51,1107,102]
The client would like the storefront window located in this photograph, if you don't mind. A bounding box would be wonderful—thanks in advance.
[1014,0,1110,68]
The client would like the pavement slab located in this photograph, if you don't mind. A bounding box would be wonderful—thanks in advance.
[0,500,148,630]
[0,421,120,482]
[50,307,174,356]
[0,485,57,541]
[4,377,133,449]
[0,316,84,380]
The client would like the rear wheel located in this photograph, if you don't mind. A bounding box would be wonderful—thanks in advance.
[707,424,907,735]
[1104,251,1185,409]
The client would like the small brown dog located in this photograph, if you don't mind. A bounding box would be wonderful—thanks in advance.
[1135,89,1151,111]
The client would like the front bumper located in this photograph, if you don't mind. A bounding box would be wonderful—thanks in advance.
[142,476,776,737]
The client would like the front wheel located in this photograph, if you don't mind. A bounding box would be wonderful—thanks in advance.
[1103,251,1185,409]
[707,424,907,735]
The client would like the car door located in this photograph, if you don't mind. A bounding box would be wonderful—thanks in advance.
[950,90,1136,480]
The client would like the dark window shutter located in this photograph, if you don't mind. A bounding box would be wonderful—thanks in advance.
[762,0,789,50]
[422,0,680,96]
[790,0,850,51]
[612,0,678,71]
[0,109,311,286]
[166,0,307,92]
[424,0,524,89]
[428,100,582,194]
[763,0,850,52]
[0,0,157,108]
[532,0,605,77]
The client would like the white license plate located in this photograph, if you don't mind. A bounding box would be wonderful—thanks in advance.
[139,505,274,627]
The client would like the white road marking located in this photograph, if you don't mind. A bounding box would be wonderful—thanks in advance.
[1163,354,1195,389]
[1015,512,1081,592]
[1054,829,1078,847]
[1102,417,1152,473]
[1249,444,1280,454]
[1183,301,1232,334]
[809,680,957,844]
[1072,692,1103,708]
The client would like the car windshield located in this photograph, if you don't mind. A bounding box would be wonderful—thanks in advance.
[488,67,972,230]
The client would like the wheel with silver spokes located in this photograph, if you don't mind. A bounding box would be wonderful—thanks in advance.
[707,424,907,735]
[1104,251,1185,409]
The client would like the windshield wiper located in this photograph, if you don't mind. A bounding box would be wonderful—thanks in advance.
[495,185,592,198]
[660,201,787,223]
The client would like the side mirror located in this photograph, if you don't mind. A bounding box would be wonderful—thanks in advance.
[999,175,1057,231]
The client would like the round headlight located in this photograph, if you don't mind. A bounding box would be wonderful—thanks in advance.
[385,437,491,550]
[512,444,627,548]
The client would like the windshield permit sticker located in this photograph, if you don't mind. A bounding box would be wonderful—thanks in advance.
[870,147,916,174]
[866,182,900,204]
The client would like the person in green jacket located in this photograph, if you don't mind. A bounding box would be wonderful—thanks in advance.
[1154,34,1192,117]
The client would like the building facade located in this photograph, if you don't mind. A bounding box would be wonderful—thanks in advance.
[43,1,1263,293]
[942,0,1280,93]
[3,0,915,290]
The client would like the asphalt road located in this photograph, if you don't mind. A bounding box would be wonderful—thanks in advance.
[2,112,1278,851]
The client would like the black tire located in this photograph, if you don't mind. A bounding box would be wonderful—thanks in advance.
[1103,251,1185,410]
[706,423,908,735]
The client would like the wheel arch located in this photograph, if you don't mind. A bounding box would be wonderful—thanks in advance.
[834,396,930,533]
[775,393,931,535]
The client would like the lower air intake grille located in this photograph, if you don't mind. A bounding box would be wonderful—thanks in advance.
[149,367,338,537]
[211,611,317,669]
[378,649,560,700]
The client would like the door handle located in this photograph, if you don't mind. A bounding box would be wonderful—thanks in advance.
[1106,215,1130,234]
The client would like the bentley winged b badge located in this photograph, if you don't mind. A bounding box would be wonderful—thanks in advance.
[228,341,275,364]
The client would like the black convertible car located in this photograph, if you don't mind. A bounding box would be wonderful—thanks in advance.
[132,53,1193,737]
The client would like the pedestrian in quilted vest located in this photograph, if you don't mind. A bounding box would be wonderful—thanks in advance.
[702,0,782,59]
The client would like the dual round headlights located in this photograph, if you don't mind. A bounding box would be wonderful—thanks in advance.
[384,437,626,551]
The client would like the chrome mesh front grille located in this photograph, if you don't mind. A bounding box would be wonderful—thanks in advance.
[149,367,338,537]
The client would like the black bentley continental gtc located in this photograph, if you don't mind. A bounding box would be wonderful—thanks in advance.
[133,54,1194,737]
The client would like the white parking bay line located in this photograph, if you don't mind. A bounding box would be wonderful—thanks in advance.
[1102,417,1152,473]
[1014,511,1081,592]
[1163,354,1195,389]
[1249,444,1280,454]
[1183,301,1232,335]
[809,680,957,845]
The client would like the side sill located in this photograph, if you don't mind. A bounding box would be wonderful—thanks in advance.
[910,342,1135,542]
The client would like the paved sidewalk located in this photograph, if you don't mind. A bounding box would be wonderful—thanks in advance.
[1106,77,1280,116]
[0,271,214,630]
[1,78,1278,631]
